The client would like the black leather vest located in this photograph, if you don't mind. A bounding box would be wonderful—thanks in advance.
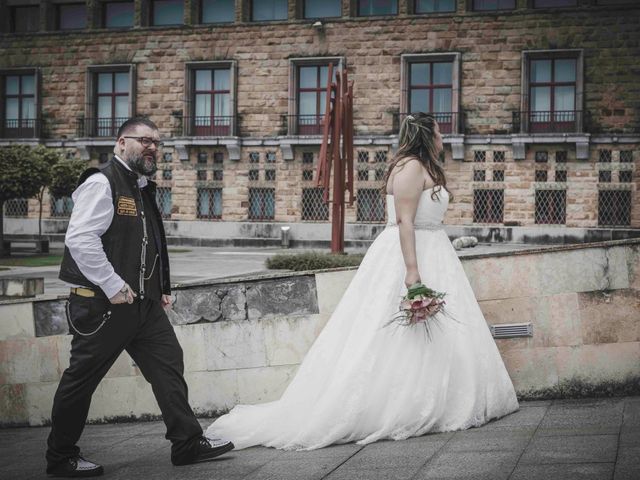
[59,157,170,301]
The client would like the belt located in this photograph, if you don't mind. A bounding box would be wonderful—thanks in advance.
[70,287,97,298]
[386,222,443,231]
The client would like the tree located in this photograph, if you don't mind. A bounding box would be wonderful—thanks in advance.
[0,146,50,256]
[49,158,86,202]
[30,146,63,239]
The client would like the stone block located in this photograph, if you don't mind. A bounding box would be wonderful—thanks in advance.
[578,289,640,344]
[315,270,356,316]
[0,278,43,298]
[262,314,324,366]
[236,365,298,405]
[0,302,35,341]
[0,336,60,384]
[88,376,161,423]
[0,383,28,426]
[33,299,68,337]
[25,381,59,426]
[185,370,238,415]
[501,347,559,393]
[204,320,267,371]
[173,323,208,372]
[246,276,319,321]
[554,342,640,384]
[463,255,541,302]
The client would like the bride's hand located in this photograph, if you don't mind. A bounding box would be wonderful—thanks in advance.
[405,269,421,289]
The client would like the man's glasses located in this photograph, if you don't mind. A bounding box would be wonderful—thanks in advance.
[123,136,164,148]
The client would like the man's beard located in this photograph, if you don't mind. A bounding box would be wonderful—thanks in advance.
[127,152,157,176]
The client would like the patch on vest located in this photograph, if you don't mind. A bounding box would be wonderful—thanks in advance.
[116,196,137,216]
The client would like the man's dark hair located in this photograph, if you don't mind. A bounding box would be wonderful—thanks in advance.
[116,117,158,139]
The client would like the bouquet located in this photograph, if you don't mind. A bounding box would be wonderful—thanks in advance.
[386,282,455,340]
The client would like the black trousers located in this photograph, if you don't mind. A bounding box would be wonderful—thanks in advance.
[46,295,203,470]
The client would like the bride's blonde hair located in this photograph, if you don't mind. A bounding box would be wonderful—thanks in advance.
[383,113,452,201]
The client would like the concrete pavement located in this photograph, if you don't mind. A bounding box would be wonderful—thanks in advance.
[1,396,638,480]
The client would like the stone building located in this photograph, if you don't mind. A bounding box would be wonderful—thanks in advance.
[1,0,639,242]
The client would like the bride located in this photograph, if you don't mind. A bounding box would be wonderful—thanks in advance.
[207,113,519,450]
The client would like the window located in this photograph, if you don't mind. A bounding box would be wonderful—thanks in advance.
[415,0,455,13]
[619,170,633,183]
[50,196,74,217]
[265,169,276,181]
[197,188,222,219]
[599,149,612,163]
[57,3,87,30]
[492,170,504,182]
[251,0,287,21]
[152,0,184,26]
[304,0,341,18]
[358,169,369,181]
[598,190,631,226]
[473,169,485,181]
[87,69,132,137]
[358,151,369,163]
[556,150,567,162]
[202,0,235,23]
[104,1,135,28]
[620,151,633,163]
[197,170,208,180]
[4,199,28,217]
[599,170,611,183]
[356,189,385,222]
[555,170,567,182]
[528,57,577,132]
[358,0,398,16]
[535,151,548,162]
[535,170,547,182]
[212,169,223,181]
[162,169,172,180]
[302,170,314,181]
[534,0,576,7]
[474,151,486,162]
[2,71,38,138]
[473,189,503,223]
[301,188,329,221]
[493,151,505,162]
[248,169,259,180]
[156,187,172,219]
[401,54,461,134]
[11,6,39,32]
[296,63,336,135]
[186,62,235,136]
[535,190,566,224]
[248,188,275,220]
[472,0,515,11]
[249,151,260,162]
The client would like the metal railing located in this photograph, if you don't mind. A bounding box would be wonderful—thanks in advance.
[283,114,326,136]
[184,115,235,136]
[77,117,128,137]
[1,118,42,138]
[394,112,464,134]
[512,110,588,134]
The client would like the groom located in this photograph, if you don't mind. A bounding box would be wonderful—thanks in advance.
[46,117,233,477]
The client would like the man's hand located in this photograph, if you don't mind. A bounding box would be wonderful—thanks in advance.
[109,283,137,304]
[161,294,173,310]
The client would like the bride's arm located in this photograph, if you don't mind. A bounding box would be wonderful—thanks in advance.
[393,160,426,288]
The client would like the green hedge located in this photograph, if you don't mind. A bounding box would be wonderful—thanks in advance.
[266,251,364,271]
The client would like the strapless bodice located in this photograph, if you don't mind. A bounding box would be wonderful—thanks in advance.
[386,187,449,226]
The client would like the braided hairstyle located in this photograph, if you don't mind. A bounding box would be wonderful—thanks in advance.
[383,112,452,201]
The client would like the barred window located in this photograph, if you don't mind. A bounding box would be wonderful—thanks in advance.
[3,198,28,217]
[156,187,172,219]
[302,170,314,181]
[374,150,388,163]
[266,151,277,163]
[375,168,386,181]
[493,170,504,182]
[248,188,275,220]
[249,151,260,163]
[265,169,276,181]
[599,170,611,183]
[620,151,633,163]
[598,190,631,226]
[197,170,208,181]
[535,151,548,163]
[198,152,208,163]
[213,151,224,164]
[473,151,486,163]
[356,188,385,222]
[535,170,548,182]
[197,188,222,219]
[556,150,567,163]
[213,169,223,181]
[301,188,329,221]
[50,196,74,218]
[357,169,369,181]
[493,151,505,163]
[357,150,369,163]
[599,149,612,163]
[248,169,259,181]
[473,189,504,223]
[619,170,633,183]
[535,190,566,224]
[302,152,315,164]
[163,152,173,162]
[162,169,172,180]
[473,169,485,181]
[555,170,567,182]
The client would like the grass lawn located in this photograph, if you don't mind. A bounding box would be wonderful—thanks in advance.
[0,255,63,267]
[266,251,364,271]
[168,248,192,253]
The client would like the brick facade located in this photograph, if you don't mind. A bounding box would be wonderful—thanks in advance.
[1,0,639,230]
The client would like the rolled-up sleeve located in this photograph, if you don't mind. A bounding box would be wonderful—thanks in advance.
[65,174,125,299]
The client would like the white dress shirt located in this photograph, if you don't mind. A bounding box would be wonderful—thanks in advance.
[65,156,148,299]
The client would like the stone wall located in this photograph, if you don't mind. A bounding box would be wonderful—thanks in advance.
[0,1,638,229]
[1,238,638,426]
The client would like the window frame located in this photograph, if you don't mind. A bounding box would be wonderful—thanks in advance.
[357,0,399,17]
[10,5,40,33]
[250,0,288,22]
[199,0,236,24]
[414,0,456,14]
[400,53,461,134]
[288,56,344,136]
[85,65,136,138]
[102,0,136,29]
[520,50,584,134]
[302,0,342,19]
[150,0,185,26]
[184,60,237,136]
[0,68,40,139]
[56,2,88,30]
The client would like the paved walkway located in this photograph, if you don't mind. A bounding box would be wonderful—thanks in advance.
[1,396,638,480]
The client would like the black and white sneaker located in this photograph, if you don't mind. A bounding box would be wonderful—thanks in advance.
[47,455,104,477]
[184,436,235,465]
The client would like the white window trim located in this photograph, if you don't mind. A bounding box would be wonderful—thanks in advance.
[288,56,345,136]
[184,60,238,137]
[400,52,462,134]
[520,49,584,134]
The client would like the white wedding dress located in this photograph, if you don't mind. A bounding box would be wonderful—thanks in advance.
[207,187,519,450]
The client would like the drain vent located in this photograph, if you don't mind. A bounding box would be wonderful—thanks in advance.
[490,323,533,339]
